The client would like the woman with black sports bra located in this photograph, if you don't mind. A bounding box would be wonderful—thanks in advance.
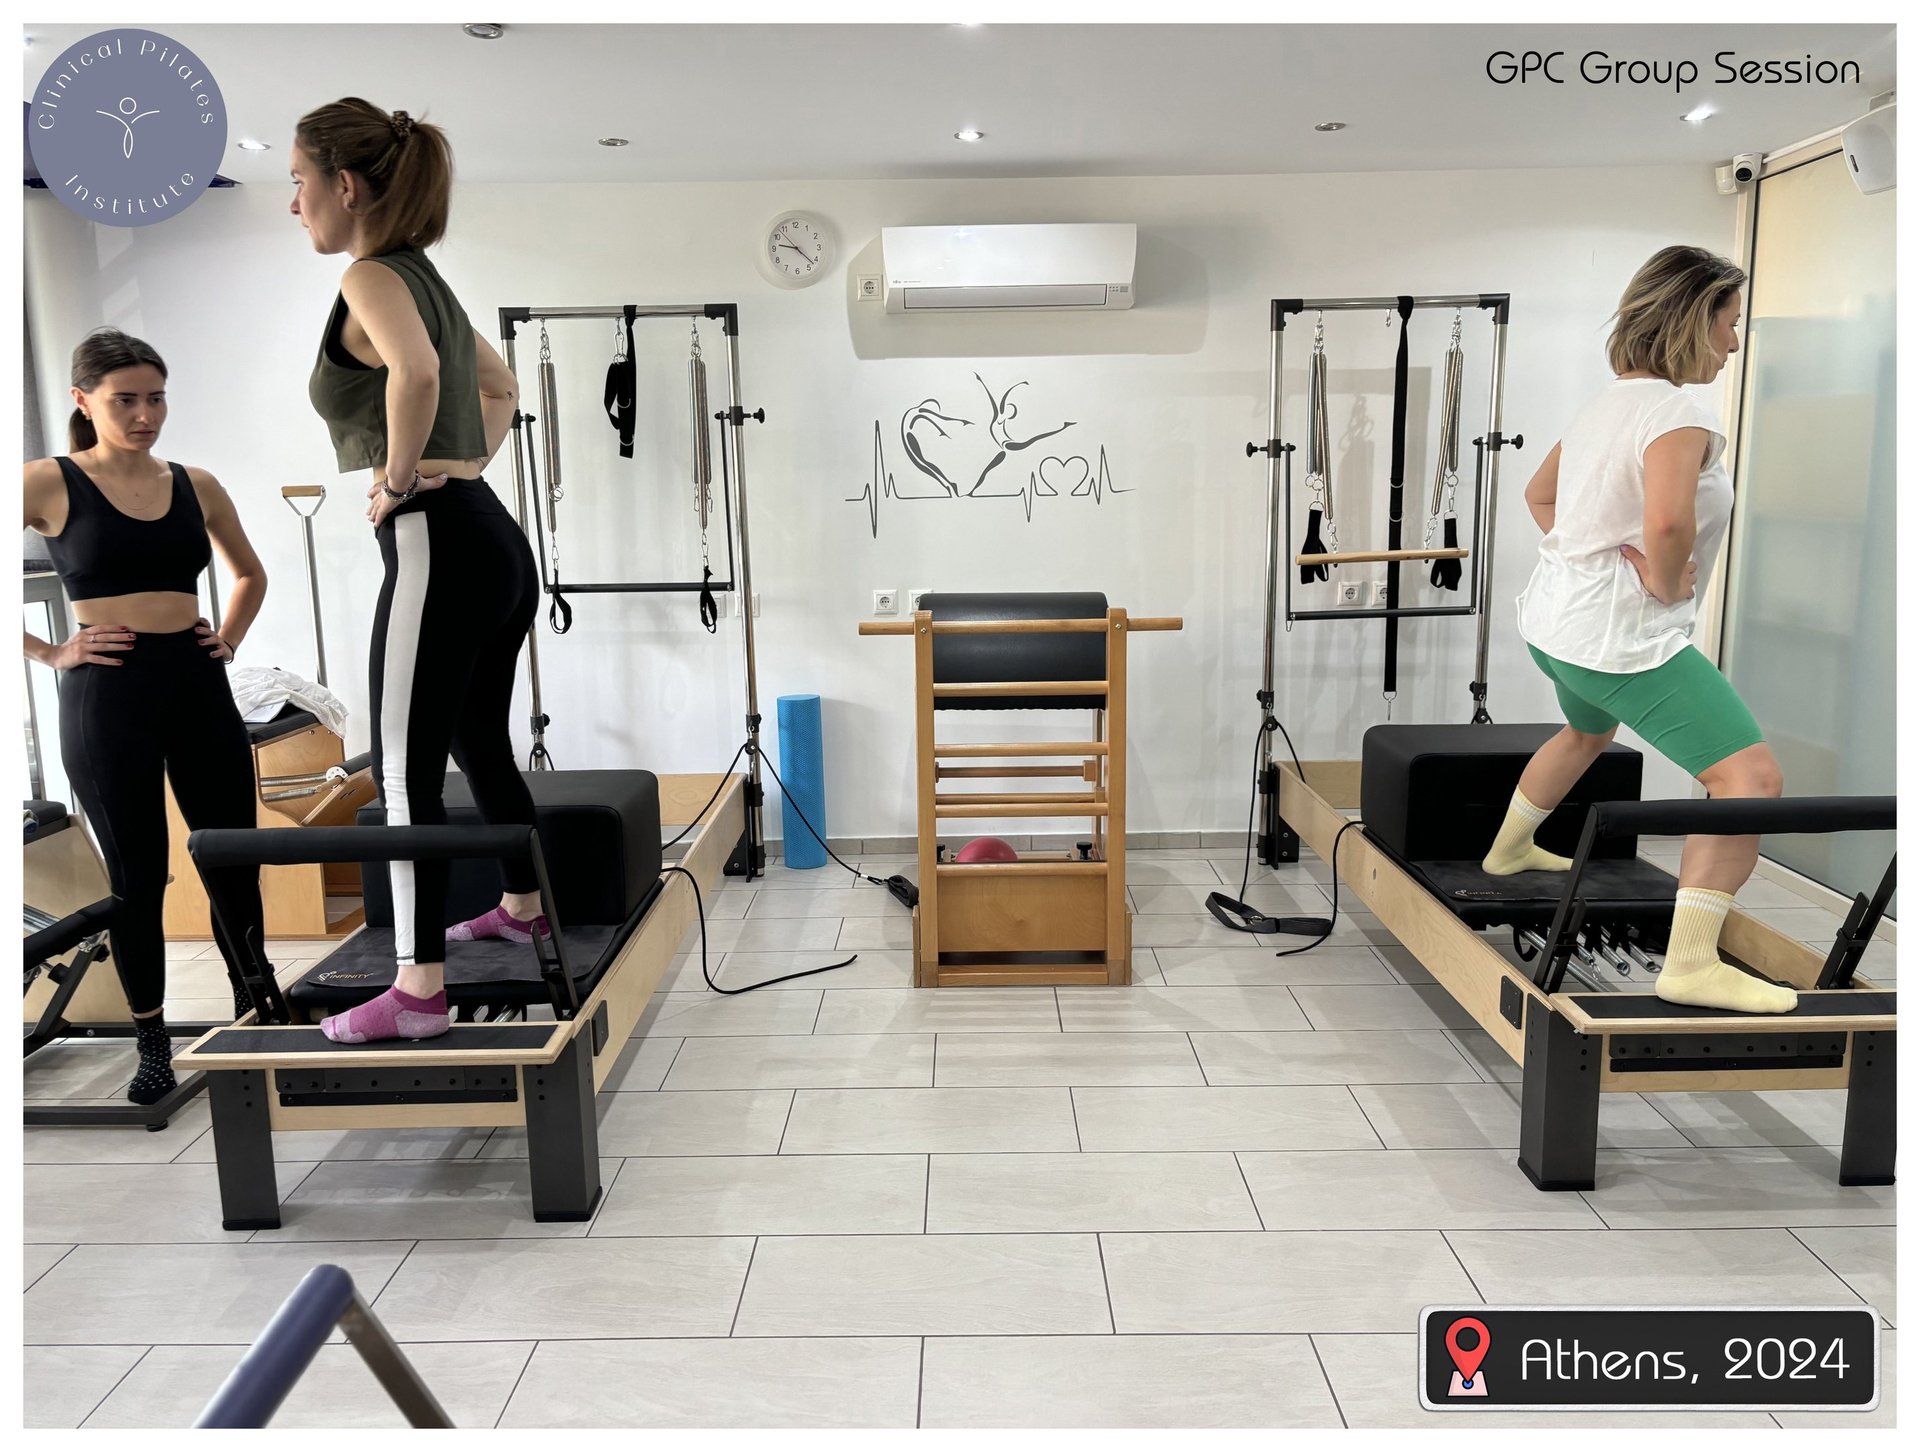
[22,327,270,1104]
[293,98,540,1044]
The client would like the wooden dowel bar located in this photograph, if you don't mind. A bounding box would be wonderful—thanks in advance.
[860,617,1183,636]
[281,485,326,498]
[937,742,1107,758]
[936,766,1082,779]
[934,792,1100,807]
[933,681,1107,697]
[1294,548,1469,566]
[933,803,1111,819]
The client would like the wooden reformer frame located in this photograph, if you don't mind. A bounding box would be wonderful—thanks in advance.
[861,608,1182,987]
[171,772,746,1227]
[1277,763,1897,1192]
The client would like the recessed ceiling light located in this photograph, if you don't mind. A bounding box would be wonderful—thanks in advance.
[598,137,629,148]
[462,23,505,40]
[954,128,985,143]
[236,139,270,152]
[1314,121,1347,133]
[1682,104,1715,124]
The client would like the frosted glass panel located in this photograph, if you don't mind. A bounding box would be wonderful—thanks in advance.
[1720,150,1895,908]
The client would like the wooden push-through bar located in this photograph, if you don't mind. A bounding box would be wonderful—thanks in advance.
[858,617,1184,636]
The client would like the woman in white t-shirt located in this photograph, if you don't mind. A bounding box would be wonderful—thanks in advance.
[1482,245,1792,1015]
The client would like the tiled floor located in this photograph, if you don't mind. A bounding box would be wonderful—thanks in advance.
[22,851,1896,1429]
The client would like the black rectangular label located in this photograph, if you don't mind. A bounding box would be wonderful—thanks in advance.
[1419,1306,1879,1410]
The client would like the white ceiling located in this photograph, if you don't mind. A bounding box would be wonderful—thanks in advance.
[21,22,1897,186]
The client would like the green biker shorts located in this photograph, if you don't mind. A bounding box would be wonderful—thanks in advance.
[1526,643,1766,778]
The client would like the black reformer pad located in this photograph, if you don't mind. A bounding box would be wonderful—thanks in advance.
[1361,724,1679,936]
[285,770,663,1016]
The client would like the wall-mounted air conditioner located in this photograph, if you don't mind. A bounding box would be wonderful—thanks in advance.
[881,223,1136,312]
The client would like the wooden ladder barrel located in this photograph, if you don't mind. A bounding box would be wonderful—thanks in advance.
[860,593,1182,988]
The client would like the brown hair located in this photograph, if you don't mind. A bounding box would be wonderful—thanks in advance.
[294,97,453,253]
[1606,245,1746,384]
[69,327,167,452]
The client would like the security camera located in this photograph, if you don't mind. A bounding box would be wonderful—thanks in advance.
[1719,152,1763,193]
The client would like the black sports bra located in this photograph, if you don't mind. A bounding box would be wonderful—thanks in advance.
[41,456,211,601]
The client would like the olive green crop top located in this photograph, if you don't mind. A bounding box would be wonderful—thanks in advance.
[308,246,486,474]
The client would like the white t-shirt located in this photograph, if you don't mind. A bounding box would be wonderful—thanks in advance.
[1516,378,1733,674]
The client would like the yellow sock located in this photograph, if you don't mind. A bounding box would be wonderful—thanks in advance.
[1655,888,1798,1014]
[1481,789,1575,875]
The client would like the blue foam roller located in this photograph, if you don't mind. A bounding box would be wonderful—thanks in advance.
[776,694,828,869]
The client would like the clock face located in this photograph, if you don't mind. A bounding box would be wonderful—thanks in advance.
[760,212,834,287]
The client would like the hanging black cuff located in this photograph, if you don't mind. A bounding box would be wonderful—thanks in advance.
[549,586,573,635]
[699,565,719,634]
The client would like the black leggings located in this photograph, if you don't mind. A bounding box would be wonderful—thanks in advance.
[370,478,540,966]
[58,628,264,1015]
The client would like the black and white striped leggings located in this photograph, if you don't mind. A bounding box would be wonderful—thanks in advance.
[370,479,540,966]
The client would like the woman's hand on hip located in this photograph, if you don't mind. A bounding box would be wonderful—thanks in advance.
[194,617,235,663]
[51,626,134,669]
[367,471,448,527]
[1620,544,1697,605]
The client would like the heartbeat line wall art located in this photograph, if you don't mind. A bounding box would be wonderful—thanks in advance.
[847,372,1131,538]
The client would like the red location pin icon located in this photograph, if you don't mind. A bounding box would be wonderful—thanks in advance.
[1446,1317,1491,1390]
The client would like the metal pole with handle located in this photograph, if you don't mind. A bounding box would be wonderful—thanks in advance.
[281,485,328,688]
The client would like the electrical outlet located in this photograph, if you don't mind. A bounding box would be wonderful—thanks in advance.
[730,591,760,618]
[908,587,932,613]
[873,588,899,616]
[1370,580,1390,607]
[857,274,883,301]
[1337,581,1363,606]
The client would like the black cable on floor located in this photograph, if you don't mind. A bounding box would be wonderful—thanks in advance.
[662,866,858,996]
[1274,818,1364,959]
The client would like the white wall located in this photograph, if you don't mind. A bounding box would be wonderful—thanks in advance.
[25,165,1732,837]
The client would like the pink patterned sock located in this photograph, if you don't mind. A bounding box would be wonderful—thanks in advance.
[319,986,450,1044]
[446,905,549,945]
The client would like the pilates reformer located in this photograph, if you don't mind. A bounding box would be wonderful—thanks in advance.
[171,769,746,1227]
[1243,294,1520,868]
[1277,724,1897,1192]
[23,800,217,1129]
[496,303,769,881]
[860,593,1182,987]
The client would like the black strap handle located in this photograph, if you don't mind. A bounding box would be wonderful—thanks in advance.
[1384,296,1413,696]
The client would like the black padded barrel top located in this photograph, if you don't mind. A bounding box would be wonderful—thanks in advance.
[923,592,1109,711]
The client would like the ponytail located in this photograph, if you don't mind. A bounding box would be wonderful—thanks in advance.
[295,97,453,252]
[69,407,97,453]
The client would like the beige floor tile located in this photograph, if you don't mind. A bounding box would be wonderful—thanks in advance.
[1102,1229,1477,1333]
[1154,944,1398,987]
[732,1233,1111,1337]
[24,1241,413,1344]
[1290,984,1480,1031]
[921,1334,1340,1428]
[1788,1226,1896,1323]
[933,1032,1204,1087]
[1645,1089,1849,1148]
[661,949,912,992]
[24,1243,74,1292]
[1071,1085,1380,1152]
[635,989,824,1039]
[23,1346,148,1429]
[927,1151,1259,1232]
[250,1157,623,1241]
[370,1237,754,1341]
[814,987,1062,1035]
[1772,1329,1897,1427]
[662,1033,933,1090]
[1440,1027,1523,1082]
[24,1160,318,1245]
[1190,1029,1480,1086]
[745,888,901,918]
[1445,1227,1866,1307]
[499,1337,921,1428]
[1580,1147,1896,1229]
[1240,1148,1608,1229]
[1130,882,1328,916]
[781,1087,1079,1154]
[1056,985,1311,1033]
[835,915,915,949]
[592,1153,927,1237]
[681,917,844,954]
[25,1097,213,1164]
[599,1034,685,1091]
[479,1089,793,1160]
[1315,1333,1778,1428]
[1352,1082,1694,1151]
[83,1341,534,1429]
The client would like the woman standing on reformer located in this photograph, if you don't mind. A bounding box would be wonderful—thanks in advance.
[1484,244,1793,1016]
[292,98,543,1043]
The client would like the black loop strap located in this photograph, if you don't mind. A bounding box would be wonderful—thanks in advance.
[1383,296,1413,698]
[1299,507,1330,584]
[549,587,573,635]
[1430,515,1464,590]
[699,565,719,634]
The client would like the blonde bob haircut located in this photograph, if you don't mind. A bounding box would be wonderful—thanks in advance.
[1606,245,1746,385]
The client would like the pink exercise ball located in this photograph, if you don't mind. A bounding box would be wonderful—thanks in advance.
[955,837,1019,864]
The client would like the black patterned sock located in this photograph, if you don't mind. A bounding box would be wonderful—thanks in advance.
[128,1016,178,1106]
